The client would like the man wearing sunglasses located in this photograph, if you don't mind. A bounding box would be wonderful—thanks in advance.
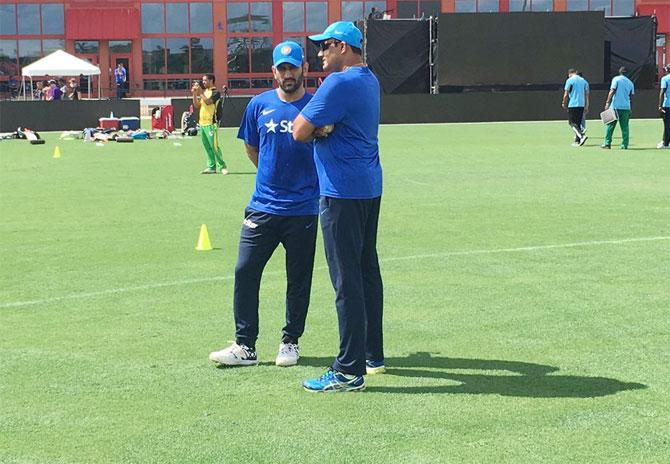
[293,22,385,392]
[209,41,319,369]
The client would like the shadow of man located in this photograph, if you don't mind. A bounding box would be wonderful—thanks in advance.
[299,352,646,398]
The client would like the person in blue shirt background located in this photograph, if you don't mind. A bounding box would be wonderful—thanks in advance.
[209,41,319,369]
[657,64,670,149]
[561,68,589,147]
[114,63,127,99]
[294,21,385,392]
[602,66,635,150]
[577,71,589,133]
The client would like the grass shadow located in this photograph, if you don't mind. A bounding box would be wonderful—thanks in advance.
[300,352,646,398]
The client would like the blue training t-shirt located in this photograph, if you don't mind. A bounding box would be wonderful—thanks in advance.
[564,75,588,108]
[610,75,635,110]
[661,75,670,108]
[237,90,319,216]
[299,67,382,199]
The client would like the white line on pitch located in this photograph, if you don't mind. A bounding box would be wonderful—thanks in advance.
[1,235,668,309]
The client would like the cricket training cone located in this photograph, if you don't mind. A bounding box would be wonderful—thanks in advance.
[196,224,213,251]
[53,146,61,158]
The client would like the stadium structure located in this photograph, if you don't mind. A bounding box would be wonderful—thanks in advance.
[0,0,668,98]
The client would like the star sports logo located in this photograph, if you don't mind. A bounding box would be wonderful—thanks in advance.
[264,118,294,134]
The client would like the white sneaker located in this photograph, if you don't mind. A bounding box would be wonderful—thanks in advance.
[657,142,669,149]
[275,342,299,367]
[209,343,258,366]
[220,168,229,175]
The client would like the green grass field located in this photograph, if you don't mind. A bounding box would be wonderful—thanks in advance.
[1,120,669,463]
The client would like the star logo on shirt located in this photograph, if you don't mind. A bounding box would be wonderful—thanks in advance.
[265,118,278,133]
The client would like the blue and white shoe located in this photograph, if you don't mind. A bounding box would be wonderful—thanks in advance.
[365,359,386,375]
[303,368,365,393]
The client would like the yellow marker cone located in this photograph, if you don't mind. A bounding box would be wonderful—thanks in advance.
[53,146,61,159]
[196,224,213,251]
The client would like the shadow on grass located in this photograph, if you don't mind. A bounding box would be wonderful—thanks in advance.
[300,352,646,398]
[226,172,256,176]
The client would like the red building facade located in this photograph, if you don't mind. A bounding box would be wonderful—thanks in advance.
[0,0,668,97]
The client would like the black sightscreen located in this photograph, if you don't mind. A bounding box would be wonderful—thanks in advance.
[366,20,430,94]
[438,12,605,87]
[605,16,657,90]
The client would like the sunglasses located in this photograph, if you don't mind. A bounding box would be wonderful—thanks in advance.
[319,40,342,52]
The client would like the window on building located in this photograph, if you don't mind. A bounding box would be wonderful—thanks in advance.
[347,1,381,21]
[589,0,611,16]
[41,4,64,35]
[75,41,99,55]
[251,3,272,32]
[190,2,213,33]
[42,39,64,55]
[284,2,305,33]
[110,41,133,53]
[143,38,166,74]
[342,2,364,22]
[0,40,18,76]
[0,4,17,35]
[566,0,588,10]
[227,2,249,33]
[142,3,165,34]
[455,0,476,12]
[18,4,40,35]
[227,2,272,33]
[397,1,440,19]
[143,37,213,75]
[226,36,274,81]
[166,38,190,74]
[479,0,499,12]
[307,2,328,32]
[18,39,41,67]
[143,2,213,34]
[342,1,388,21]
[143,79,166,91]
[167,79,191,90]
[456,0,500,13]
[612,0,634,16]
[166,3,189,34]
[251,37,273,72]
[531,0,552,11]
[228,38,249,73]
[283,2,328,33]
[509,0,528,11]
[191,37,213,74]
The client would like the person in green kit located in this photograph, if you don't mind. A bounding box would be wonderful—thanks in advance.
[192,74,228,174]
[601,67,635,150]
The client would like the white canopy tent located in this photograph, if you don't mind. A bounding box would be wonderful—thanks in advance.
[21,50,102,99]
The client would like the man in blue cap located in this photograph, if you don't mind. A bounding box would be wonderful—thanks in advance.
[293,21,385,392]
[209,41,319,368]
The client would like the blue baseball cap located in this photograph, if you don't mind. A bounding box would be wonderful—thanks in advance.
[272,41,304,68]
[308,21,363,49]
